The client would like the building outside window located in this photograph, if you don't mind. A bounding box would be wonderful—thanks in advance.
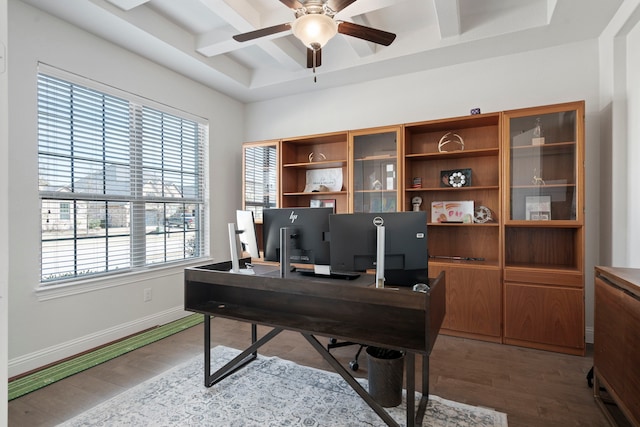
[37,66,208,284]
[59,202,70,220]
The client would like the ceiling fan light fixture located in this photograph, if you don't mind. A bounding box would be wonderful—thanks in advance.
[291,14,338,50]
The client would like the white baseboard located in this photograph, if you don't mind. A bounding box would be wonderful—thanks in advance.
[9,306,189,378]
[585,326,594,345]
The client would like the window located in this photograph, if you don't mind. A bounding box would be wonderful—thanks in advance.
[59,202,70,220]
[243,144,277,221]
[38,68,208,284]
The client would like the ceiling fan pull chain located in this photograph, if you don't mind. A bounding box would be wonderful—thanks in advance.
[313,49,318,83]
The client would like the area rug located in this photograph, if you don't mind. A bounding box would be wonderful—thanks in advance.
[58,345,508,427]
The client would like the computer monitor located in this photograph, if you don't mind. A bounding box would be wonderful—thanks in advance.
[262,207,333,267]
[329,211,428,287]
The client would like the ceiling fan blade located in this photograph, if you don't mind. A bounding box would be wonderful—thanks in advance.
[279,0,304,9]
[233,23,292,42]
[307,48,322,68]
[328,0,357,13]
[338,21,396,46]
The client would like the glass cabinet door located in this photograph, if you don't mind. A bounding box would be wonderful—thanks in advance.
[505,105,583,223]
[242,141,278,222]
[350,127,401,213]
[503,101,585,355]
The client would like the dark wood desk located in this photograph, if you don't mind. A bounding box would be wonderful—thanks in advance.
[594,267,640,427]
[184,259,446,427]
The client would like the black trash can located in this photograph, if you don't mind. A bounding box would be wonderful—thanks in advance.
[366,346,405,407]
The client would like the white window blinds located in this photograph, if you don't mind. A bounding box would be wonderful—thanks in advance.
[38,71,208,284]
[243,144,277,221]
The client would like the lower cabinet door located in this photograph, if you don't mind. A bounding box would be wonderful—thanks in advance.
[504,282,584,354]
[431,265,502,340]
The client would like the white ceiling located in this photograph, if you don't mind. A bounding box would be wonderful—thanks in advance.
[21,0,623,103]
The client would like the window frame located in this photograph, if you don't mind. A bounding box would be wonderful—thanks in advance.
[37,64,209,289]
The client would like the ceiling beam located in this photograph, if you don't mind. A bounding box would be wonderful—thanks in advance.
[433,0,461,39]
[336,0,400,17]
[105,0,149,12]
[546,0,558,23]
[95,0,254,86]
[331,0,401,59]
[199,0,261,30]
[196,0,303,69]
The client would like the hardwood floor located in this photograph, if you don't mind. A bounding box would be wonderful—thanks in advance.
[9,318,610,426]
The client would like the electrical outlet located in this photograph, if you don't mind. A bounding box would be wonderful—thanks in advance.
[143,288,152,302]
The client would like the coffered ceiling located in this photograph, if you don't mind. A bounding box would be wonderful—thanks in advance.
[20,0,622,103]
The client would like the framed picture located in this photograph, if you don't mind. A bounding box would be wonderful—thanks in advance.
[303,168,343,192]
[310,199,336,211]
[526,196,551,220]
[431,200,474,223]
[530,211,550,220]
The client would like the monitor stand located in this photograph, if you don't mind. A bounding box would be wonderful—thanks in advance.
[375,223,385,288]
[228,223,254,275]
[279,227,296,279]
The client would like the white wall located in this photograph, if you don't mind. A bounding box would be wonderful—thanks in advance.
[627,17,640,265]
[2,0,9,420]
[245,40,603,342]
[598,0,640,268]
[7,0,244,376]
[245,41,600,141]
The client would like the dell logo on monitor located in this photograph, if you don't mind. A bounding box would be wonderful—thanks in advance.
[289,211,298,223]
[373,216,384,227]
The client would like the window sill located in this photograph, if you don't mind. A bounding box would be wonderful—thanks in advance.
[35,258,214,301]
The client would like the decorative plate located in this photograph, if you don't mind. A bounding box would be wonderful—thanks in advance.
[440,168,472,188]
[474,205,493,223]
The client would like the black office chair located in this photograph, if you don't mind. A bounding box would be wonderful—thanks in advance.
[327,338,367,371]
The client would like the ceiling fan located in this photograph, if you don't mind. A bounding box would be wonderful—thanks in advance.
[232,0,396,78]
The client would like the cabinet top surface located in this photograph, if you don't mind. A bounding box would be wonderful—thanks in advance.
[595,266,640,295]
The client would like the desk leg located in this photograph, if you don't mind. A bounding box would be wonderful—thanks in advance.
[414,355,429,425]
[204,315,212,387]
[203,315,283,387]
[406,352,415,427]
[302,333,401,427]
[251,323,257,354]
[422,354,429,395]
